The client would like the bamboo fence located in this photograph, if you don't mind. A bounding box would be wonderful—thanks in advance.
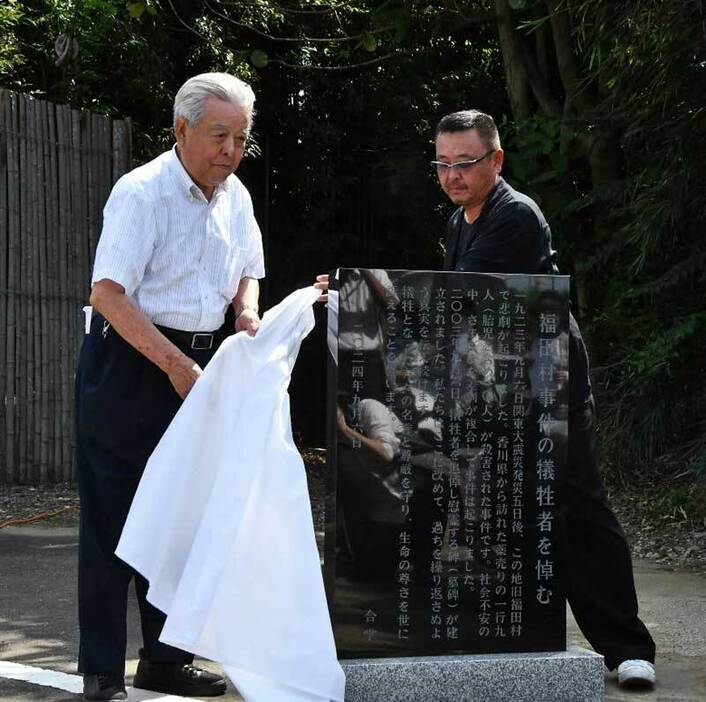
[0,88,131,484]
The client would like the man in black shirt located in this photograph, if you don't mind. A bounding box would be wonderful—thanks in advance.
[435,110,656,688]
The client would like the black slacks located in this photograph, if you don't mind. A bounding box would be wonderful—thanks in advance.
[563,397,656,670]
[75,315,224,674]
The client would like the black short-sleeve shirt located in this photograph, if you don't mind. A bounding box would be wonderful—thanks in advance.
[444,177,592,410]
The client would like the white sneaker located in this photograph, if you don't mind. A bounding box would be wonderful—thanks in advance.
[617,659,656,688]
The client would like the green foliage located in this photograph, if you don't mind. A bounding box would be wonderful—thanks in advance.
[0,0,163,112]
[629,314,706,380]
[127,1,157,19]
[127,2,145,19]
[563,0,706,485]
[501,114,565,195]
[0,1,24,74]
[1,0,703,470]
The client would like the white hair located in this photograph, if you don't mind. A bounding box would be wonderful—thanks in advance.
[173,72,255,129]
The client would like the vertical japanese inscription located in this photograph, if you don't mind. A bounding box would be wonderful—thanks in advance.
[331,270,569,658]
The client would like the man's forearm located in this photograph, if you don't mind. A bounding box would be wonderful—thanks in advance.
[90,280,189,374]
[232,277,260,316]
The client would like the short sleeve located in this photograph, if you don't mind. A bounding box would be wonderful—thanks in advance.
[234,185,265,280]
[242,215,265,279]
[91,178,157,296]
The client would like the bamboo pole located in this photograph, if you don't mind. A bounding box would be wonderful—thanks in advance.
[4,92,19,484]
[33,96,44,481]
[28,95,38,481]
[101,114,112,273]
[44,98,60,480]
[32,96,44,481]
[18,93,29,483]
[0,91,8,482]
[32,97,43,481]
[80,112,91,337]
[0,92,7,481]
[29,95,41,482]
[90,116,99,281]
[56,103,72,480]
[112,120,124,183]
[38,97,52,482]
[70,109,83,382]
[88,113,101,264]
[99,113,111,250]
[69,108,84,481]
[85,113,94,280]
[55,102,65,480]
[80,111,91,384]
[126,118,133,172]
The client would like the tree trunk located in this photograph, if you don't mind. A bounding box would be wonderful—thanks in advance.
[494,0,533,120]
[492,0,626,322]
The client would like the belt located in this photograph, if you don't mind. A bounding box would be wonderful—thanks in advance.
[91,314,223,351]
[156,325,224,351]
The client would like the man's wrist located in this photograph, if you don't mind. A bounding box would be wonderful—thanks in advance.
[234,301,258,318]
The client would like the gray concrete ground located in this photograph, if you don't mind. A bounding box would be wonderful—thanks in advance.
[0,524,704,701]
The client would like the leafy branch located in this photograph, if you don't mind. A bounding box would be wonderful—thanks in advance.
[204,0,393,43]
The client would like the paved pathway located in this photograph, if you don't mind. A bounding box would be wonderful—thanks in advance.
[1,525,704,701]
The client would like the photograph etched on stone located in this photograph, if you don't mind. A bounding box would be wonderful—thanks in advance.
[325,268,570,658]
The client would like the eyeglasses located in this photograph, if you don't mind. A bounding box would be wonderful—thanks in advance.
[431,150,496,174]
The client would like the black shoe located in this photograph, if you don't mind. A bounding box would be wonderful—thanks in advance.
[83,673,127,701]
[133,659,227,697]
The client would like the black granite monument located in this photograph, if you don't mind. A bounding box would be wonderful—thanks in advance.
[325,268,570,659]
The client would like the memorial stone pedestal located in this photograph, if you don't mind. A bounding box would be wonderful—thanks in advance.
[326,269,604,701]
[341,647,604,701]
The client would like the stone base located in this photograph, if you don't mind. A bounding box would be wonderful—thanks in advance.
[340,646,604,702]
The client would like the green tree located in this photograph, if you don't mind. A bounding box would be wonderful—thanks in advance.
[486,0,706,502]
[2,1,704,500]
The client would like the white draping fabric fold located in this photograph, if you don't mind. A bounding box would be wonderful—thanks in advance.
[116,286,345,702]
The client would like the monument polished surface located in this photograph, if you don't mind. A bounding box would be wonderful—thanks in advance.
[325,268,571,659]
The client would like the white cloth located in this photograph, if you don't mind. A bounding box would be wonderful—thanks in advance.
[116,286,345,702]
[92,145,265,332]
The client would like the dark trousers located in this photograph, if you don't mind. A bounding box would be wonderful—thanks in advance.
[75,316,224,674]
[563,398,656,670]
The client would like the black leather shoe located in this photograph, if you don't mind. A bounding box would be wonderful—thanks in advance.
[133,659,227,697]
[83,673,127,701]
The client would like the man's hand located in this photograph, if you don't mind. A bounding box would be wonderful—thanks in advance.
[235,309,260,336]
[91,279,205,399]
[314,273,329,303]
[166,355,203,399]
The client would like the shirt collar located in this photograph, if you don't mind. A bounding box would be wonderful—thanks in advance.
[168,145,233,202]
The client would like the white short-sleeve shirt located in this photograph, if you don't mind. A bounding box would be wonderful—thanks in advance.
[91,146,265,332]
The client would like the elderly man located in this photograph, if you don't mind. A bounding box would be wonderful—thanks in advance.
[434,110,656,689]
[75,73,264,701]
